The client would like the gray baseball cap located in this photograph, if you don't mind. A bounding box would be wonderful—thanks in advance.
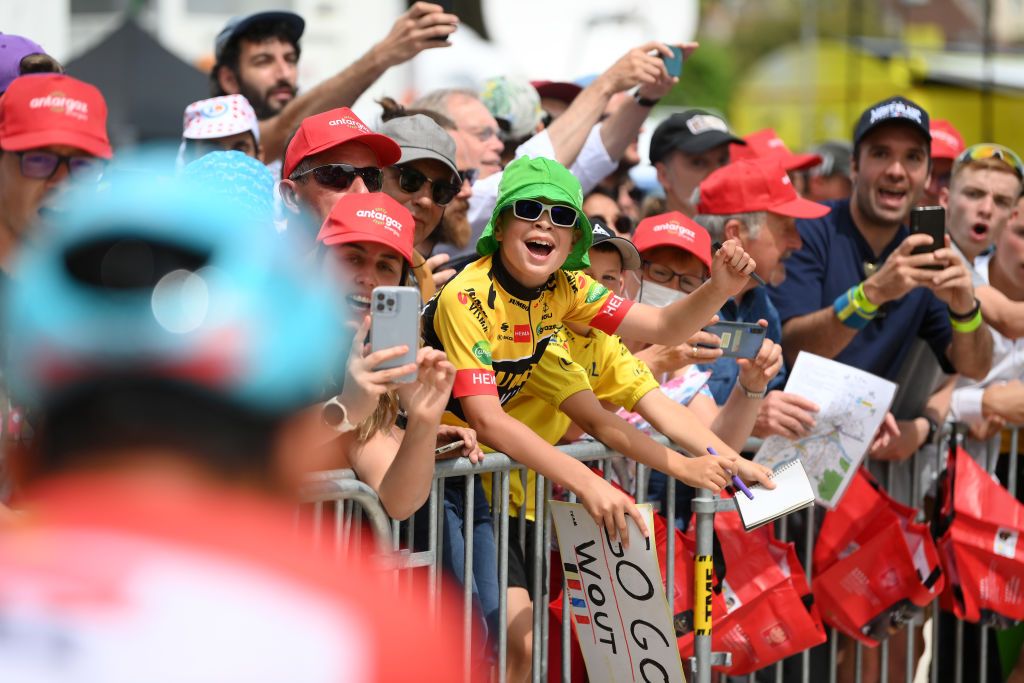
[378,114,458,179]
[215,11,305,62]
[808,140,853,178]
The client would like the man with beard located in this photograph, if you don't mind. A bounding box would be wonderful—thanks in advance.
[771,96,993,447]
[212,3,458,167]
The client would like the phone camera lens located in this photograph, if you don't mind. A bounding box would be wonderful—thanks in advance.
[387,298,395,307]
[376,303,385,312]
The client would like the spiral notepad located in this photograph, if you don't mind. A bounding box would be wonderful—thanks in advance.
[734,459,815,531]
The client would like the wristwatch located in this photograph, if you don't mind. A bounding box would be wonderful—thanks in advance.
[738,381,767,400]
[922,415,939,446]
[633,91,660,108]
[322,396,357,433]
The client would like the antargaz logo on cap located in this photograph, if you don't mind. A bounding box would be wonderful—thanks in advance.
[328,116,371,133]
[472,340,492,365]
[29,91,89,121]
[355,208,403,237]
[653,220,695,239]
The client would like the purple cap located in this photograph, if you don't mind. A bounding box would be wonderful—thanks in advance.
[0,34,48,93]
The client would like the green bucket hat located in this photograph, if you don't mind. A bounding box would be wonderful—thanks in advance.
[476,156,593,271]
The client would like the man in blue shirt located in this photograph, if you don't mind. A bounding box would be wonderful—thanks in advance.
[770,96,993,458]
[693,159,830,440]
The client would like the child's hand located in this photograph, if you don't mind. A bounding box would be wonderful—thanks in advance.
[576,475,649,548]
[735,459,775,489]
[708,239,756,298]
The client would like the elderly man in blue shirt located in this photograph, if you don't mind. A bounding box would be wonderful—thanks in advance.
[691,158,831,439]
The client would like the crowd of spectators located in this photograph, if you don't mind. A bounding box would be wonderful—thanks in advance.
[0,4,1021,680]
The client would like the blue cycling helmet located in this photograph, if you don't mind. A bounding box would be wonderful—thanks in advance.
[3,157,349,415]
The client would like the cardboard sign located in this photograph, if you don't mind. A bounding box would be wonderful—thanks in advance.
[550,501,684,683]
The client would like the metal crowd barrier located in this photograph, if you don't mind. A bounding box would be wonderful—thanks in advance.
[298,426,1023,683]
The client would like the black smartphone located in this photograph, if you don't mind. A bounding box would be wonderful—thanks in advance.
[430,0,455,42]
[909,206,945,270]
[697,321,766,359]
[662,46,684,79]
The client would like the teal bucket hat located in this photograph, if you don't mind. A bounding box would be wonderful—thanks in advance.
[476,156,592,271]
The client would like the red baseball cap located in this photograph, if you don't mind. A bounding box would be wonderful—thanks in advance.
[531,80,583,105]
[633,211,712,271]
[698,159,830,219]
[729,128,821,172]
[283,107,401,180]
[930,119,965,160]
[317,192,415,265]
[0,73,111,159]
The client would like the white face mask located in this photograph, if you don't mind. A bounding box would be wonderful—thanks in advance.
[638,279,688,308]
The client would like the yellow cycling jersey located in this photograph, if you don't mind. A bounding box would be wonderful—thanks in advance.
[484,325,660,519]
[421,252,633,427]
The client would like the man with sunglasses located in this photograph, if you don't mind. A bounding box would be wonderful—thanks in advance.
[279,107,401,231]
[378,113,461,296]
[942,143,1024,340]
[691,159,830,438]
[0,73,111,272]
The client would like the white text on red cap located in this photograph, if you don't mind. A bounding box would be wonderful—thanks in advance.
[30,93,90,121]
[356,208,403,237]
[329,117,371,133]
[653,221,695,239]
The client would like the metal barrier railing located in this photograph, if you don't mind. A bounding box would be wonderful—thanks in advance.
[298,425,1023,683]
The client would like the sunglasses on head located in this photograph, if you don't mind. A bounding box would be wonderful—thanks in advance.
[511,199,578,228]
[293,163,384,192]
[591,213,634,236]
[955,144,1024,180]
[392,165,460,206]
[17,151,105,182]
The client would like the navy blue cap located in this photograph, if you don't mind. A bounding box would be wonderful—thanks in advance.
[853,96,931,149]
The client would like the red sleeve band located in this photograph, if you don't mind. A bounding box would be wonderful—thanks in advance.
[452,368,499,398]
[588,295,634,335]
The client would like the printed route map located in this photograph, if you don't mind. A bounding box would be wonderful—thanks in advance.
[753,352,897,508]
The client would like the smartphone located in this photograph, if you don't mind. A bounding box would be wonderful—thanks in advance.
[662,46,684,79]
[370,286,420,383]
[697,321,766,359]
[909,206,945,270]
[430,0,455,42]
[434,440,465,456]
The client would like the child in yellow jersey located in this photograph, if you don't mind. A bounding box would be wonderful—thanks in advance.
[420,156,759,677]
[483,221,780,664]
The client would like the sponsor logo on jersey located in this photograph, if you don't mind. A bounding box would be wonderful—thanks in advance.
[472,340,492,365]
[507,297,529,311]
[458,291,468,305]
[513,325,531,343]
[459,288,490,333]
[585,282,609,303]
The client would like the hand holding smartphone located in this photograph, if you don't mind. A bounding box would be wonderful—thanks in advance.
[909,206,946,270]
[434,440,465,456]
[661,45,684,79]
[697,321,766,359]
[370,286,420,383]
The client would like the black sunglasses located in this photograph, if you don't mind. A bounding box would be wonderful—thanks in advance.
[17,151,105,181]
[512,199,578,228]
[292,164,383,192]
[458,168,479,186]
[591,213,633,236]
[391,165,460,206]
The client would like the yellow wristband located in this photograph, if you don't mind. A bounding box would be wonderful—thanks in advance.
[950,307,982,334]
[853,283,878,313]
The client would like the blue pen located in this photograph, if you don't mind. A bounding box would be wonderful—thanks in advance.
[708,446,754,500]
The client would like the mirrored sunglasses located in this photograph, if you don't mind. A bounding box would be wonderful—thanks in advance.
[511,199,578,228]
[955,143,1024,180]
[294,164,384,192]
